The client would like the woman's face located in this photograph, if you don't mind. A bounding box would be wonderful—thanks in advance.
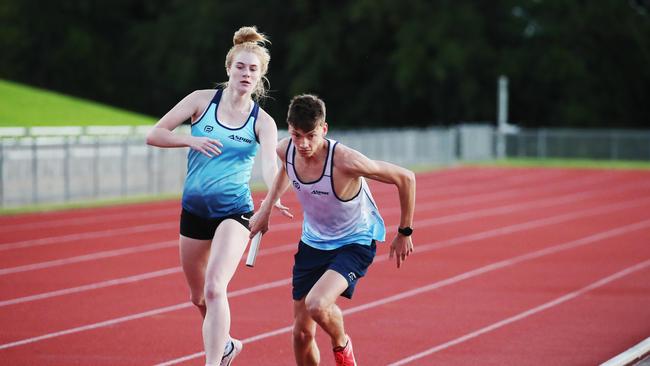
[227,50,262,95]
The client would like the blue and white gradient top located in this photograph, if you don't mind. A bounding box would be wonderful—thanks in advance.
[182,89,259,218]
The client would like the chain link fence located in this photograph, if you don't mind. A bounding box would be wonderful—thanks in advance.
[502,128,650,160]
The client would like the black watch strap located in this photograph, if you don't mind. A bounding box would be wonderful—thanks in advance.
[398,226,413,236]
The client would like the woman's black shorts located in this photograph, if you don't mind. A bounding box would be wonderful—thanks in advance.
[180,208,253,240]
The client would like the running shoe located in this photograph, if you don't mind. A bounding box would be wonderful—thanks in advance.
[333,335,357,366]
[220,338,242,366]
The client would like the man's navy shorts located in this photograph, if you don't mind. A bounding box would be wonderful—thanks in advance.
[292,240,377,300]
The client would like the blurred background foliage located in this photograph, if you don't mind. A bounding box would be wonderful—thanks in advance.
[1,0,648,129]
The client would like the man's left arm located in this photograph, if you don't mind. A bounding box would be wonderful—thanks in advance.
[341,148,416,268]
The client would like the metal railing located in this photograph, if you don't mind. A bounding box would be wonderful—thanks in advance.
[2,125,648,208]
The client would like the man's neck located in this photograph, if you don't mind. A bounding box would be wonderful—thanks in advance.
[297,139,328,166]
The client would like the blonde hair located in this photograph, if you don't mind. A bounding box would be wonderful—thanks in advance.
[223,26,271,101]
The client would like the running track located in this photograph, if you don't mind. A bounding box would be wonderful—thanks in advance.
[1,166,649,365]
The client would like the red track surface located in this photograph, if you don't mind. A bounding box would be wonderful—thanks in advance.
[1,167,649,365]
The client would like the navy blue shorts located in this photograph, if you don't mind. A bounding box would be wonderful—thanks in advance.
[292,241,377,300]
[180,208,252,240]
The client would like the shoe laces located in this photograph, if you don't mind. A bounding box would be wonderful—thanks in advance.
[333,340,353,366]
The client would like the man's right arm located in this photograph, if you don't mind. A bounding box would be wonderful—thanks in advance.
[249,138,292,238]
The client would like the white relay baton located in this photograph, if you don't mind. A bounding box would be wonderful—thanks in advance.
[246,232,263,267]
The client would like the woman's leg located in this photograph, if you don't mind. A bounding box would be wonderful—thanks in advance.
[179,235,211,318]
[202,219,250,365]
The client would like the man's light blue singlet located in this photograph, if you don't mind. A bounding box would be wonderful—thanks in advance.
[182,89,260,218]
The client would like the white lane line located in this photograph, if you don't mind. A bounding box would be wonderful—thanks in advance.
[0,222,176,252]
[0,169,595,251]
[0,243,295,306]
[380,170,616,216]
[387,259,650,366]
[3,209,646,355]
[154,219,650,366]
[0,168,518,232]
[0,241,177,276]
[2,174,642,275]
[0,207,178,234]
[0,267,182,307]
[0,278,291,351]
[2,187,648,308]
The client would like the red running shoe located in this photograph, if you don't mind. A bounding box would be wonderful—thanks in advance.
[333,335,357,366]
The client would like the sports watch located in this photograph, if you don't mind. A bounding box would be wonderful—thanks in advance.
[398,226,413,236]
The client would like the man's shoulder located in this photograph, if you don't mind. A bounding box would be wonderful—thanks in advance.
[332,142,364,164]
[278,137,291,148]
[276,137,291,159]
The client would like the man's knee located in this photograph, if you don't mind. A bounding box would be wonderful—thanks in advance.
[305,297,330,322]
[293,325,316,345]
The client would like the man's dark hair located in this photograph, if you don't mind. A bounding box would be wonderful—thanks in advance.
[286,94,326,131]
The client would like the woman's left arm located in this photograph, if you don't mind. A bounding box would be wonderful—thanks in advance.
[256,112,279,188]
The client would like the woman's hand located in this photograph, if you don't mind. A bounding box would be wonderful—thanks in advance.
[188,136,223,158]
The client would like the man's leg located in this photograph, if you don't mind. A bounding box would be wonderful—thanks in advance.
[304,269,350,349]
[293,299,320,366]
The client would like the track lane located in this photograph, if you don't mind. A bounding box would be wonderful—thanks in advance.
[1,167,648,364]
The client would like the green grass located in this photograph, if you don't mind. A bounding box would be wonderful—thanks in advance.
[466,158,650,170]
[0,79,156,126]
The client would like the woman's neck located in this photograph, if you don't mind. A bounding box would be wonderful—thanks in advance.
[222,87,252,114]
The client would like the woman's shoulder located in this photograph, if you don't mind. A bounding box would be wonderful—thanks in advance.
[190,89,219,101]
[254,107,277,134]
[181,89,218,109]
[256,106,275,124]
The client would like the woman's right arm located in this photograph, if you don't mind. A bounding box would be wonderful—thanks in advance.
[145,90,222,158]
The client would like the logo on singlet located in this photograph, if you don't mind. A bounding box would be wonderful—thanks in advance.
[311,189,329,196]
[204,125,214,133]
[228,134,253,144]
[293,180,301,190]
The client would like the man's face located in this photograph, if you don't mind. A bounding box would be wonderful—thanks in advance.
[289,122,328,158]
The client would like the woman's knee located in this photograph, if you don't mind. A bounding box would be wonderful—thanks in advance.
[203,281,228,302]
